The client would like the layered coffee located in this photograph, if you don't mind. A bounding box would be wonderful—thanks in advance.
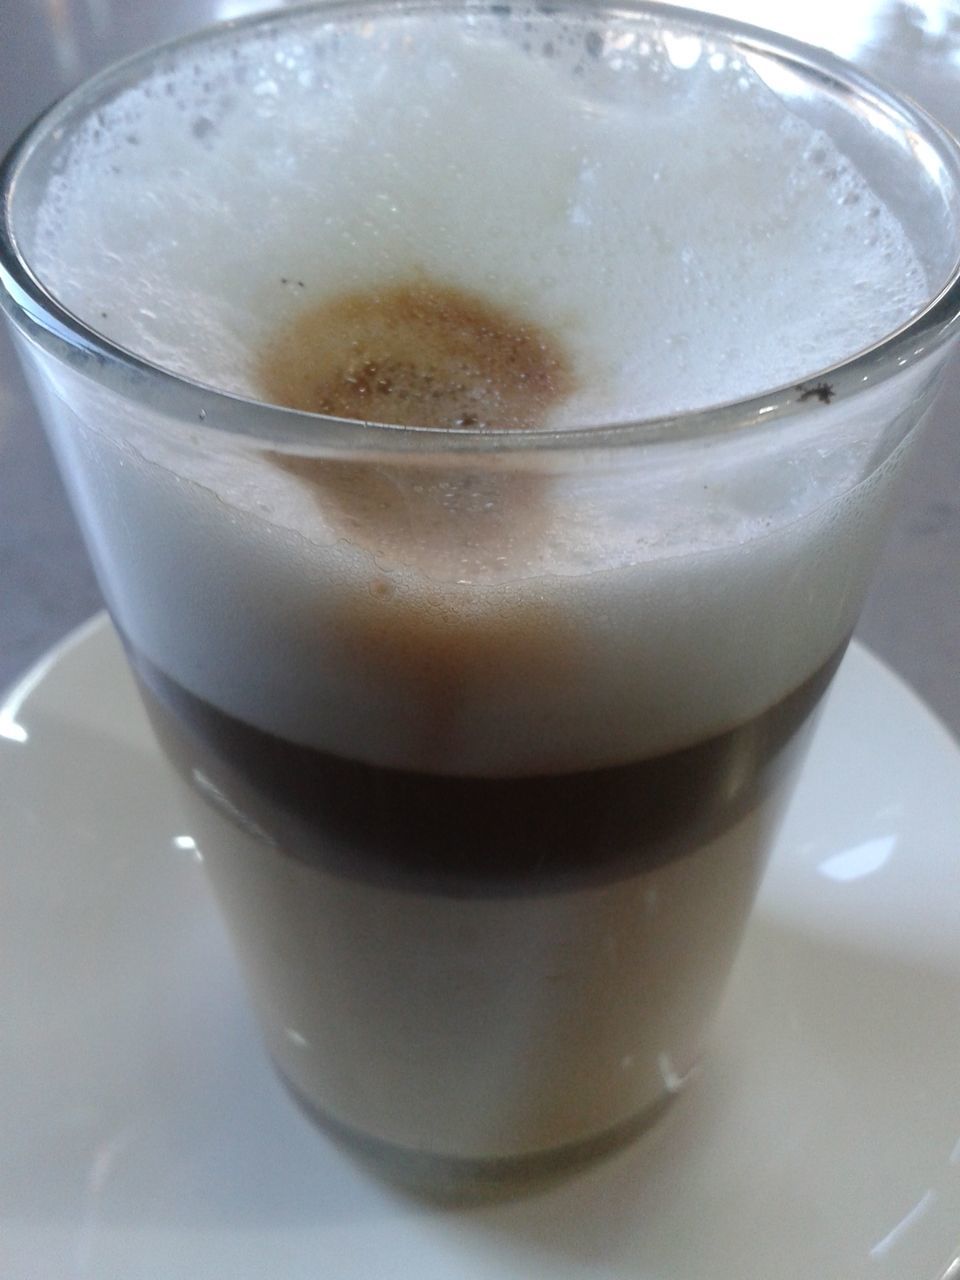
[16,3,938,1165]
[123,635,842,1160]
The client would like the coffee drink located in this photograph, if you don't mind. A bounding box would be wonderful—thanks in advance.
[5,1,952,1175]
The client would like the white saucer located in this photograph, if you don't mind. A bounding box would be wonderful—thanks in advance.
[2,616,960,1280]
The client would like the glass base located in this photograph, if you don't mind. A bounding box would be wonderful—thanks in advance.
[274,1059,690,1202]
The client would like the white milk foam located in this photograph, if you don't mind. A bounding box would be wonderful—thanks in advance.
[32,10,926,420]
[24,8,938,772]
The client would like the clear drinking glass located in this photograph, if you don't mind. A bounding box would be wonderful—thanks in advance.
[2,1,959,1190]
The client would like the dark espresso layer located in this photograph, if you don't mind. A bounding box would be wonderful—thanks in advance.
[130,643,845,895]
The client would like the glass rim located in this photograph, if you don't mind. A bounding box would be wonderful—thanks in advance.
[2,0,960,455]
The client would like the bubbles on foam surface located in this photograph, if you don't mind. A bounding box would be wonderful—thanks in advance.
[28,7,928,423]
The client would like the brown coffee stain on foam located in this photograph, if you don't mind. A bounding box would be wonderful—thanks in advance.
[267,448,553,580]
[258,278,575,572]
[331,577,581,772]
[256,279,574,428]
[255,279,579,767]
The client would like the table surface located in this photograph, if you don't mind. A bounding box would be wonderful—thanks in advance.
[2,0,958,728]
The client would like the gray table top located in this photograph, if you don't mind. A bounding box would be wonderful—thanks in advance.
[2,0,958,729]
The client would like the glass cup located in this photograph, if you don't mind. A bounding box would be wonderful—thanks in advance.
[2,1,959,1190]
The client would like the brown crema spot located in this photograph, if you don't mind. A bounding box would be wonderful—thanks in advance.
[326,584,582,771]
[257,281,577,726]
[265,447,551,575]
[256,279,574,428]
[259,278,574,574]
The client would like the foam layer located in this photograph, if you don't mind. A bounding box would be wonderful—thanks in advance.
[30,7,928,420]
[19,6,944,774]
[40,367,922,773]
